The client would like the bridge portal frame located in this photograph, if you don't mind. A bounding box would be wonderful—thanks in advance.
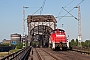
[27,15,57,46]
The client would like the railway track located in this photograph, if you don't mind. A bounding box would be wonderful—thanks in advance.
[32,48,62,60]
[30,48,90,60]
[44,48,90,60]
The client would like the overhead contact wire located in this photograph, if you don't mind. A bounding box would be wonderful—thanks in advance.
[57,0,74,19]
[40,0,46,15]
[32,7,42,15]
[58,0,84,21]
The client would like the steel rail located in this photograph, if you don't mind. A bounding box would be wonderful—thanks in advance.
[35,48,62,60]
[35,48,43,60]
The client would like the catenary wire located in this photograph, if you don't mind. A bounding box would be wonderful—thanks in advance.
[58,0,84,21]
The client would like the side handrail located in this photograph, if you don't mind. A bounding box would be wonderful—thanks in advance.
[1,46,31,60]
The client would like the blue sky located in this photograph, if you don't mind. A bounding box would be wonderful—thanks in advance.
[0,0,90,42]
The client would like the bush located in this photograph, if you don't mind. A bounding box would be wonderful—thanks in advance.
[0,43,10,46]
[16,43,23,49]
[9,49,21,53]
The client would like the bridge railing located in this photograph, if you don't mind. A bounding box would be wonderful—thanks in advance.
[1,46,31,60]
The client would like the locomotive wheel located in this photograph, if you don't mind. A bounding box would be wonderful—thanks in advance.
[49,44,52,48]
[62,47,67,51]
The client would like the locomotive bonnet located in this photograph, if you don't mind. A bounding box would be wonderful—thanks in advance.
[49,28,68,50]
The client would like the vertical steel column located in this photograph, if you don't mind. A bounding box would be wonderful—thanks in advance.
[28,23,31,46]
[23,6,29,47]
[23,6,25,47]
[78,6,82,47]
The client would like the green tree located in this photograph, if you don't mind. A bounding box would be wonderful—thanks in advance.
[76,39,78,46]
[85,40,90,47]
[81,42,85,47]
[25,41,28,47]
[70,39,77,47]
[0,43,10,46]
[16,43,23,49]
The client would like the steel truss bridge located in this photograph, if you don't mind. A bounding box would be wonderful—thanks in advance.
[27,15,57,47]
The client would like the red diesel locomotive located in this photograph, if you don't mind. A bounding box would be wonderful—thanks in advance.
[49,29,68,50]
